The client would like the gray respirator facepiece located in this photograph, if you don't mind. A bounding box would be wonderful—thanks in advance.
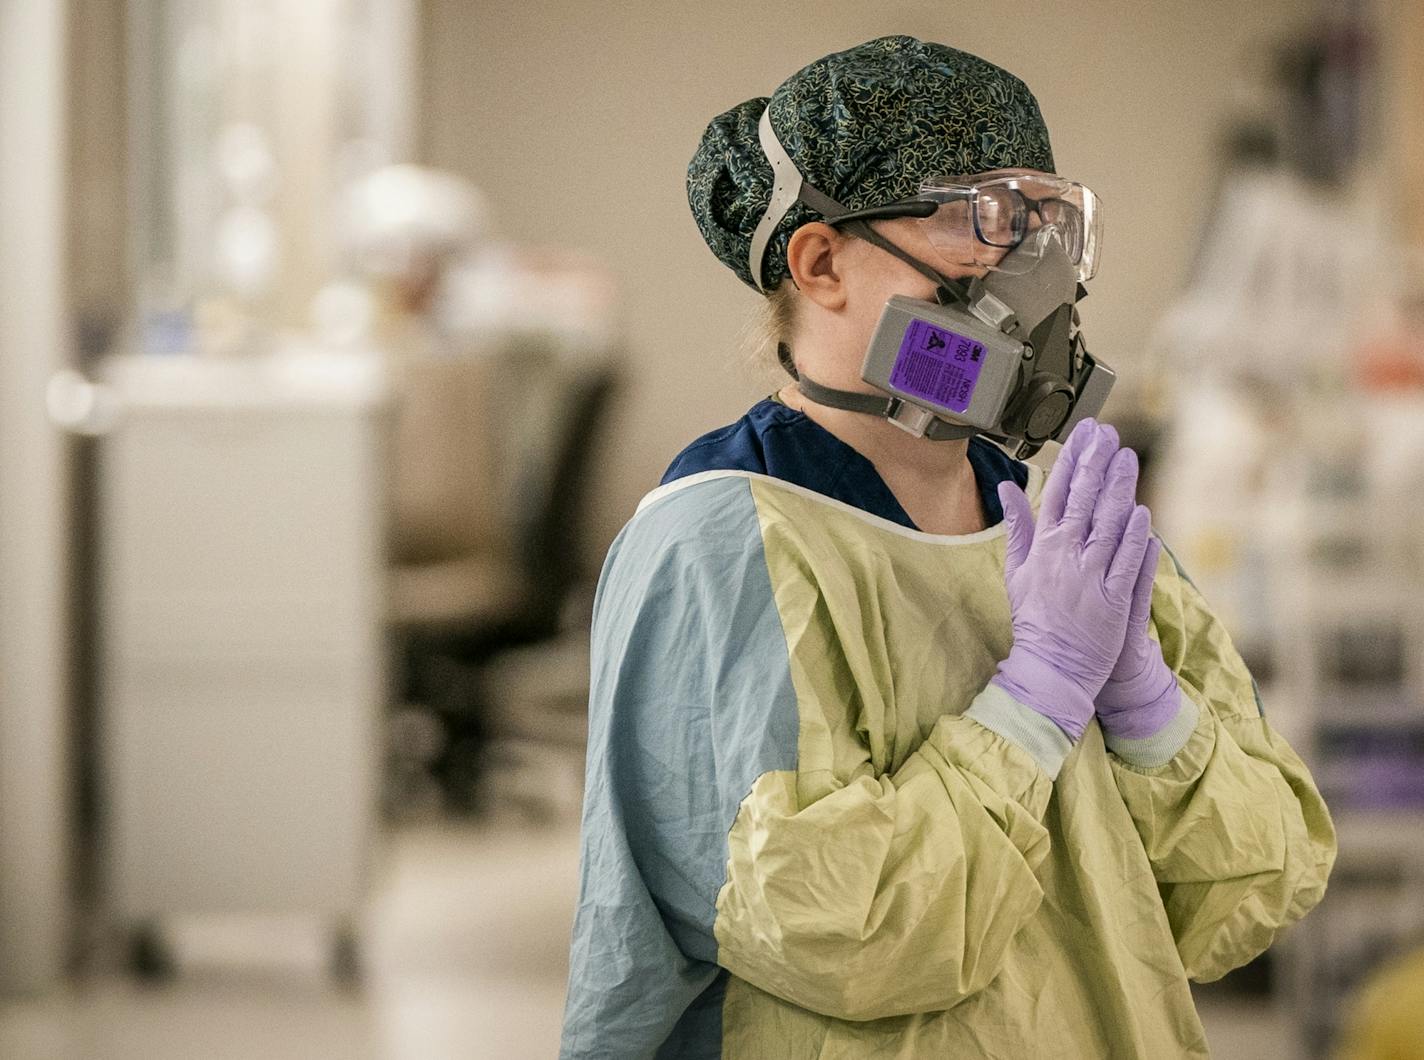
[749,109,1114,459]
[801,225,1115,459]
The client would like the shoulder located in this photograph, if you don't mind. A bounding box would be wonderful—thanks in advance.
[603,473,768,587]
[660,399,802,484]
[591,474,790,678]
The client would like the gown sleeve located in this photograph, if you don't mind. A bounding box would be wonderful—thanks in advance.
[1104,543,1338,983]
[561,477,1075,1058]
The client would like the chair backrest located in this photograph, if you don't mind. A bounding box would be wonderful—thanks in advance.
[387,350,508,565]
[509,359,620,628]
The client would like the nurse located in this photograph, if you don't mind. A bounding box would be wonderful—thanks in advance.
[561,35,1336,1059]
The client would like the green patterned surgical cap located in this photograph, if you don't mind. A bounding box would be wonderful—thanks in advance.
[687,35,1055,293]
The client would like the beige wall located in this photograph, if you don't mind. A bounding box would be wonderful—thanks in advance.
[1,0,72,993]
[420,0,1314,566]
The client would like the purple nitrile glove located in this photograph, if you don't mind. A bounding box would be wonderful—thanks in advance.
[991,419,1154,742]
[1095,534,1183,742]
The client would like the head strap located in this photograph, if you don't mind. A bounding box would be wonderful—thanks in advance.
[747,108,804,293]
[794,371,977,440]
[748,106,973,307]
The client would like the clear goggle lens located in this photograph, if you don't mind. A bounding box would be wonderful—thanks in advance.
[917,171,1102,281]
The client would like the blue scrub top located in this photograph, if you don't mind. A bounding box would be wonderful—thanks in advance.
[662,398,1029,530]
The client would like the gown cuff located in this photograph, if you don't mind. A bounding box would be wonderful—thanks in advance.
[1102,686,1200,768]
[965,682,1075,780]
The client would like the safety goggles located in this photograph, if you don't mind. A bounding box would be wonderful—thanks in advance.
[827,171,1103,282]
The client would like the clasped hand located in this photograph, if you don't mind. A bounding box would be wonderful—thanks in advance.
[991,417,1176,743]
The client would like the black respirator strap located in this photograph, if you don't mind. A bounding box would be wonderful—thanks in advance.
[786,164,975,308]
[925,420,978,442]
[795,372,977,441]
[837,220,972,307]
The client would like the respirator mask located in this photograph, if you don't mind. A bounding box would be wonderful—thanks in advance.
[748,108,1115,459]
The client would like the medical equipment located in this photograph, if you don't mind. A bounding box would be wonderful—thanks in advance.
[753,109,1115,459]
[53,350,389,981]
[1093,535,1183,745]
[992,420,1155,742]
[825,170,1102,282]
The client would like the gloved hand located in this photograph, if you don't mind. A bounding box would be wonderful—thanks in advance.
[1095,534,1183,743]
[991,419,1153,742]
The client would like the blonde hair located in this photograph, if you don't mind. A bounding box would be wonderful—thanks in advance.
[738,282,800,377]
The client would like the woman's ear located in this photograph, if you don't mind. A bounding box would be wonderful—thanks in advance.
[785,222,850,311]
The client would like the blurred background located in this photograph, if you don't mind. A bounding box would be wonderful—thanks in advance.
[2,0,1423,1056]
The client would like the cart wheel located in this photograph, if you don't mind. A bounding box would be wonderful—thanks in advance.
[331,923,363,989]
[130,922,176,983]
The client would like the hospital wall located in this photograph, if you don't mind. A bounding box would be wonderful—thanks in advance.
[420,0,1317,566]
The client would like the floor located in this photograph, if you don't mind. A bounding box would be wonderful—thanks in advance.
[0,819,1299,1059]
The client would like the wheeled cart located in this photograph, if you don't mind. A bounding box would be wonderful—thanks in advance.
[74,351,389,982]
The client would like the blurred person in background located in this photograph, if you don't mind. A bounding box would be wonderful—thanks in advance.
[340,163,487,353]
[560,36,1336,1058]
